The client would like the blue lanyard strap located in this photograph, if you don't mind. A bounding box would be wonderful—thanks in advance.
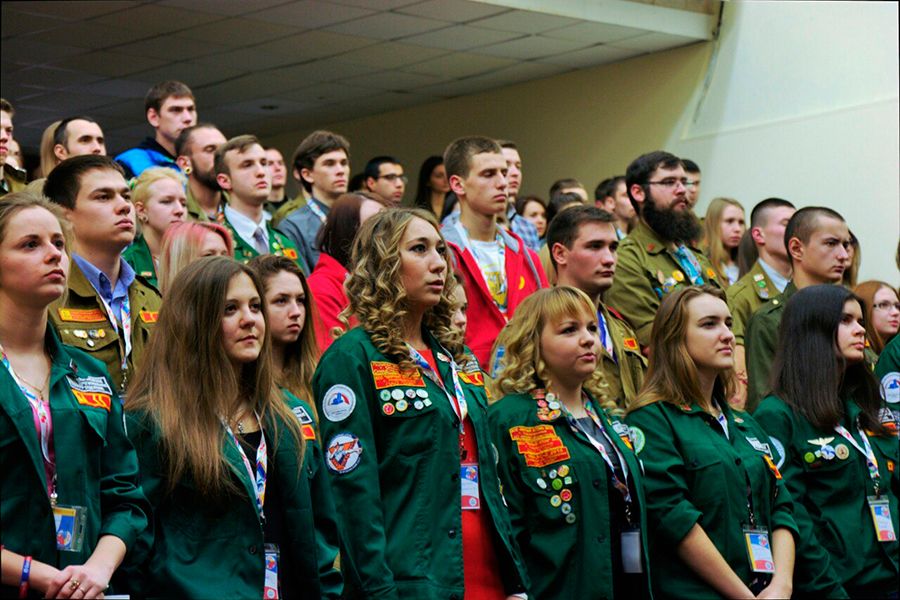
[672,245,705,285]
[307,199,327,224]
[221,413,268,522]
[596,309,616,362]
[407,344,468,431]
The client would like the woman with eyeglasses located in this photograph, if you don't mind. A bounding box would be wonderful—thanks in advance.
[853,281,900,358]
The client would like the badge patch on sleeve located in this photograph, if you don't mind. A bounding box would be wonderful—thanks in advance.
[283,247,299,260]
[292,405,316,439]
[139,310,159,323]
[325,433,363,474]
[370,361,425,389]
[58,308,106,323]
[322,384,356,422]
[623,338,639,352]
[458,371,484,386]
[67,375,114,411]
[508,425,570,467]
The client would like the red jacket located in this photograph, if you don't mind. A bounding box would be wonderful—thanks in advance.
[444,225,548,369]
[307,252,357,353]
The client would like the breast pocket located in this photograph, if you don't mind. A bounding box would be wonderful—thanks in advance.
[681,443,724,506]
[58,324,118,357]
[520,461,580,530]
[378,387,440,456]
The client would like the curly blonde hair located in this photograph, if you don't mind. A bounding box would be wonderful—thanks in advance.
[488,286,616,414]
[343,208,464,370]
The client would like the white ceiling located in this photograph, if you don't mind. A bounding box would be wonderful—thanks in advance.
[1,0,718,155]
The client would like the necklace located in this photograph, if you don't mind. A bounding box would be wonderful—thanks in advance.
[11,358,51,400]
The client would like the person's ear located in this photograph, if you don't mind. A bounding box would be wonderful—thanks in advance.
[750,226,765,246]
[216,173,232,191]
[787,237,804,263]
[53,144,68,162]
[449,174,465,196]
[147,107,160,128]
[629,183,646,206]
[551,242,569,268]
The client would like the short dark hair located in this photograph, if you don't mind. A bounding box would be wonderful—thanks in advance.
[750,197,795,229]
[213,135,262,177]
[549,178,584,199]
[547,191,585,226]
[443,136,501,180]
[625,151,681,208]
[546,205,615,270]
[594,176,625,201]
[44,155,124,209]
[175,122,220,157]
[681,158,700,174]
[0,98,13,115]
[514,194,545,216]
[291,130,351,193]
[316,192,386,269]
[53,116,101,147]
[783,206,845,261]
[364,155,401,181]
[496,139,517,150]
[145,80,194,113]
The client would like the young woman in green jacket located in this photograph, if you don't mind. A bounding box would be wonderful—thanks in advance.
[488,286,652,599]
[125,257,341,599]
[312,208,528,599]
[755,284,899,598]
[0,193,151,598]
[625,286,797,599]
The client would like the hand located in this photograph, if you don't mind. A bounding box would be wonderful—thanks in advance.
[44,564,109,599]
[756,578,792,599]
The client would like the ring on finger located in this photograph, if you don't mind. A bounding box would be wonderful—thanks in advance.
[70,579,81,589]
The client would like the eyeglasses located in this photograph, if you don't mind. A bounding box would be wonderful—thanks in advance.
[378,174,408,184]
[647,178,689,189]
[874,301,900,311]
[685,179,700,189]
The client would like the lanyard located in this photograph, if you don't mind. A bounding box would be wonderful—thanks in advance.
[307,199,327,224]
[672,245,705,285]
[596,309,615,361]
[407,345,468,429]
[834,421,882,495]
[97,291,132,374]
[715,411,729,439]
[221,413,268,522]
[561,394,633,508]
[454,222,507,312]
[1,345,56,499]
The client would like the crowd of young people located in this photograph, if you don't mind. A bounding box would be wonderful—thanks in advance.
[1,81,898,600]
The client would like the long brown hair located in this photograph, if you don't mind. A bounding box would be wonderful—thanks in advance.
[703,197,745,286]
[126,257,304,496]
[629,286,736,413]
[853,280,898,354]
[343,208,464,370]
[248,255,320,418]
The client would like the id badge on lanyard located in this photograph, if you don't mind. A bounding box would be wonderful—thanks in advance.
[742,527,775,573]
[461,463,480,510]
[264,543,281,599]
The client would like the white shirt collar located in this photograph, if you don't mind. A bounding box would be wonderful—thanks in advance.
[758,258,790,293]
[224,204,268,249]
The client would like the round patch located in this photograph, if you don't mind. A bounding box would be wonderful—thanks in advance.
[551,478,563,491]
[382,403,395,416]
[629,426,646,454]
[548,469,558,479]
[537,399,548,408]
[881,372,900,404]
[803,451,816,463]
[672,270,684,282]
[835,444,850,460]
[769,436,786,470]
[391,389,405,400]
[536,478,547,489]
[548,410,562,420]
[550,495,562,507]
[405,389,416,398]
[565,513,577,524]
[416,389,428,398]
[560,489,572,502]
[380,390,391,401]
[396,399,408,412]
[557,464,570,477]
[322,384,356,422]
[560,503,572,515]
[414,400,424,410]
[325,433,363,475]
[548,401,560,410]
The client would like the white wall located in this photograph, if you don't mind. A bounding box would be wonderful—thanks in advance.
[668,0,899,283]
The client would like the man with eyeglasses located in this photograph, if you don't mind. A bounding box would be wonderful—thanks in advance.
[363,155,406,206]
[606,151,721,349]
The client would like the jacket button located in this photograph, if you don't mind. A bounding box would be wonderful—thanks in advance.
[735,458,742,465]
[451,472,459,481]
[690,460,699,468]
[448,529,456,538]
[248,545,257,555]
[593,479,601,488]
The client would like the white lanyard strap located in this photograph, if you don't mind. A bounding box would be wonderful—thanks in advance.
[834,421,882,493]
[307,199,327,223]
[562,395,631,495]
[407,344,468,429]
[221,413,268,522]
[97,292,132,372]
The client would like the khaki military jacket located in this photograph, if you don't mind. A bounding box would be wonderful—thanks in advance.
[726,260,777,345]
[0,165,27,198]
[50,261,161,393]
[606,222,721,347]
[598,304,647,410]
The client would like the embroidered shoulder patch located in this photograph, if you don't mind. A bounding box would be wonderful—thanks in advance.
[622,337,639,351]
[458,371,484,386]
[282,247,298,260]
[139,310,159,323]
[371,361,425,389]
[508,425,570,467]
[325,433,363,474]
[58,308,106,323]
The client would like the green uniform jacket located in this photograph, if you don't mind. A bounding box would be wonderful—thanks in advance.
[606,222,722,347]
[625,400,798,599]
[312,327,528,599]
[726,260,776,345]
[744,281,797,412]
[122,235,158,291]
[488,391,652,599]
[0,328,151,595]
[126,394,342,599]
[754,395,899,597]
[599,304,647,410]
[50,261,160,393]
[224,215,309,274]
[876,335,900,416]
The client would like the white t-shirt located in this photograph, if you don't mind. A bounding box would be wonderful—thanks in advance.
[470,238,508,314]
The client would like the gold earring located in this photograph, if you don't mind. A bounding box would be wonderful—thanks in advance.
[183,166,192,175]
